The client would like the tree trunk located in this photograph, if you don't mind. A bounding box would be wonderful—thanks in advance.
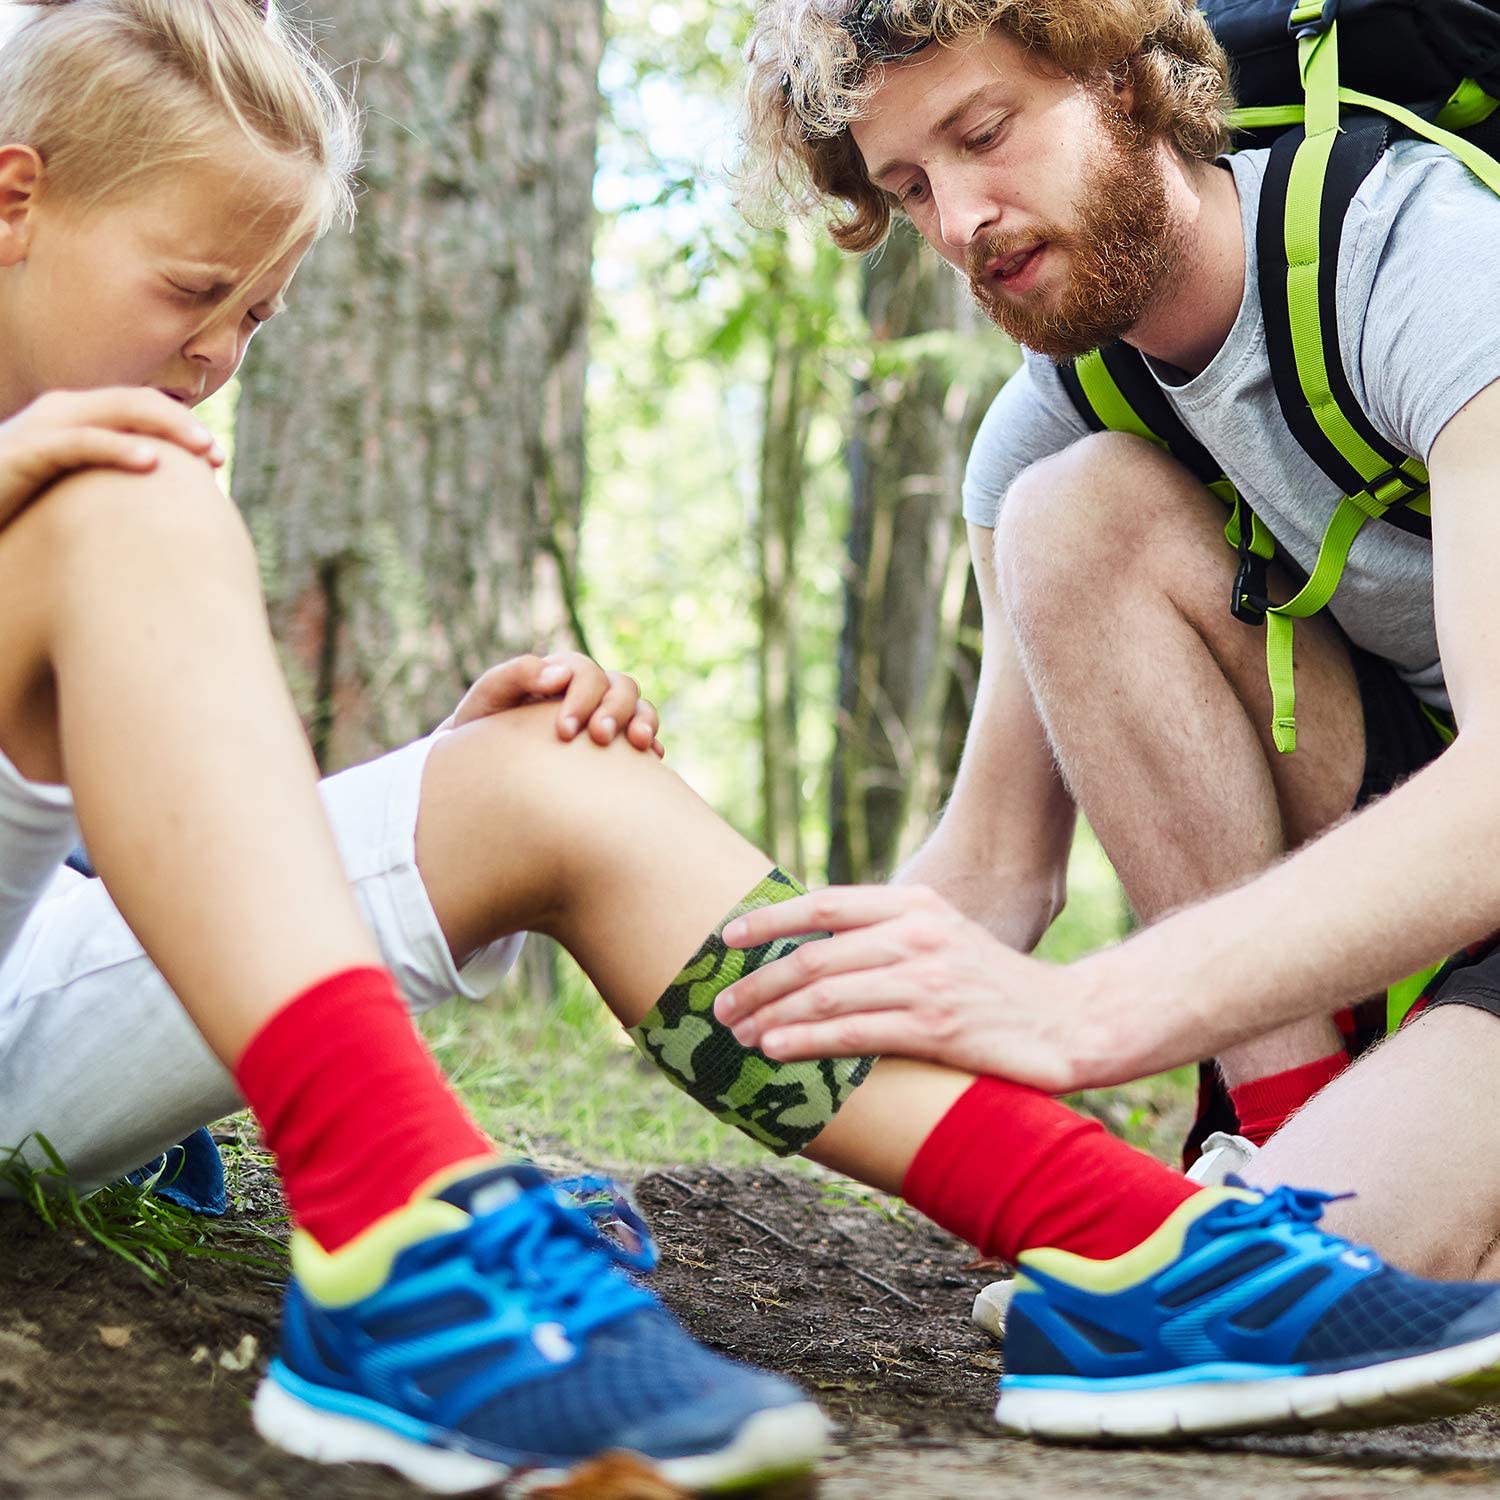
[827,227,994,884]
[756,233,812,873]
[235,0,603,772]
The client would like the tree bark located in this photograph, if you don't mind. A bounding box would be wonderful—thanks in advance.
[756,233,812,874]
[234,0,603,771]
[828,227,996,884]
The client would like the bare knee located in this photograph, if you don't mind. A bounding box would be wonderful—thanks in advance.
[996,432,1204,602]
[33,442,259,601]
[416,701,689,951]
[997,431,1249,652]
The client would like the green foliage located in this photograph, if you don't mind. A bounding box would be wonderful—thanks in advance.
[819,1178,913,1228]
[0,1134,284,1284]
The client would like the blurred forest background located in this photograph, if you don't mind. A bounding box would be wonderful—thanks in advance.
[223,1,1185,1166]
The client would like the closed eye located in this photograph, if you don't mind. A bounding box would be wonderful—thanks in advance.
[965,118,1008,153]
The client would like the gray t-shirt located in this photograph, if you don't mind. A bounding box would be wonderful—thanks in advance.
[961,140,1500,708]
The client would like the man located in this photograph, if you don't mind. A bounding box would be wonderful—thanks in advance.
[723,0,1500,1278]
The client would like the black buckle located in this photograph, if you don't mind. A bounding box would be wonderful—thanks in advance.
[1231,554,1269,626]
[1288,0,1338,39]
[1357,464,1417,509]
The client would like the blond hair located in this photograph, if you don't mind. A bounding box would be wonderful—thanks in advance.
[0,0,359,235]
[742,0,1234,252]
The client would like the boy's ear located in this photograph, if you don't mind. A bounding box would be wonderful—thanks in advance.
[0,145,44,267]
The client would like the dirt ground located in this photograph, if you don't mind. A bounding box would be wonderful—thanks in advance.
[6,1161,1500,1500]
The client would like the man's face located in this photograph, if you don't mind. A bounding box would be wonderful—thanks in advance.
[849,29,1180,360]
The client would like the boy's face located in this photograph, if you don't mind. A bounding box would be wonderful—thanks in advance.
[850,29,1181,359]
[0,142,314,412]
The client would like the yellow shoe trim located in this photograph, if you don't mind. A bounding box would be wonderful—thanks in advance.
[1016,1186,1258,1294]
[413,1153,507,1202]
[292,1199,471,1308]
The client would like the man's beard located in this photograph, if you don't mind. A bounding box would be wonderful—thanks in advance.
[964,100,1179,361]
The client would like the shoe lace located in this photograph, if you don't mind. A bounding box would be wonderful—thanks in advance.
[458,1178,659,1337]
[553,1173,659,1272]
[1215,1182,1374,1259]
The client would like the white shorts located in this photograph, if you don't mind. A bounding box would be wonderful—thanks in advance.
[0,734,523,1195]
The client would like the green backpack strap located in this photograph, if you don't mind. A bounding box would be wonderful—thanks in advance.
[1257,117,1431,751]
[1249,3,1500,752]
[1059,345,1276,625]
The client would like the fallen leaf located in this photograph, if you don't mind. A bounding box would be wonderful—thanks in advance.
[218,1334,259,1373]
[529,1453,691,1499]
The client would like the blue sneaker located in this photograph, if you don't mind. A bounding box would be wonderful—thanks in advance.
[998,1183,1500,1440]
[252,1163,828,1492]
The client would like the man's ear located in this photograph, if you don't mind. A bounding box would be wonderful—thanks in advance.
[0,145,45,268]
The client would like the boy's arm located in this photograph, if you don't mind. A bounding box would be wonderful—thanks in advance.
[893,521,1075,953]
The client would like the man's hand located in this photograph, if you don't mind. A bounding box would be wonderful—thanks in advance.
[712,883,1122,1094]
[0,388,226,535]
[444,652,664,755]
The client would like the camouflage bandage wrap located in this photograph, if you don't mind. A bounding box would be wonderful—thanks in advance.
[629,868,876,1156]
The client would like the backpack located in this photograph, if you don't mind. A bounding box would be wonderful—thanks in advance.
[1058,0,1500,753]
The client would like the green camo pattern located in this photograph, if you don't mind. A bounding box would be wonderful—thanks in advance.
[628,867,875,1156]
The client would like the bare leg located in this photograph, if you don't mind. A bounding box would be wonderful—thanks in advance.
[995,432,1368,1084]
[415,707,970,1193]
[1248,1006,1500,1277]
[0,448,380,1064]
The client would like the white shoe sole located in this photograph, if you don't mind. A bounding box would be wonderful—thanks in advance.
[253,1375,830,1494]
[995,1326,1500,1441]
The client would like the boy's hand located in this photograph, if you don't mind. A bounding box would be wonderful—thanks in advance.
[0,388,226,534]
[443,653,665,756]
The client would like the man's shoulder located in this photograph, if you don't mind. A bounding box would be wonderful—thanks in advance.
[1363,136,1495,215]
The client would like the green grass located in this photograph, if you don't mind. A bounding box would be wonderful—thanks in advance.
[419,964,820,1176]
[0,1132,286,1283]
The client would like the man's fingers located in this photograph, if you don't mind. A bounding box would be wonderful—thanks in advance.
[727,967,920,1048]
[756,1011,942,1065]
[715,927,906,1023]
[723,885,944,948]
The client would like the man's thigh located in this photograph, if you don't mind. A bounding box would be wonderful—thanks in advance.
[0,732,524,1195]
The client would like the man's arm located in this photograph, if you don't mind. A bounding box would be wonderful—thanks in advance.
[895,521,1075,952]
[712,382,1500,1094]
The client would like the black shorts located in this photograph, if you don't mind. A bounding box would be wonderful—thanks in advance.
[1185,646,1455,1163]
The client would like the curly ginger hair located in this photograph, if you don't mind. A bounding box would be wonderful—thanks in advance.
[741,0,1235,251]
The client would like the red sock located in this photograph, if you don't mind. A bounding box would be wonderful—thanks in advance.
[901,1078,1200,1264]
[233,967,494,1251]
[1228,1050,1349,1147]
